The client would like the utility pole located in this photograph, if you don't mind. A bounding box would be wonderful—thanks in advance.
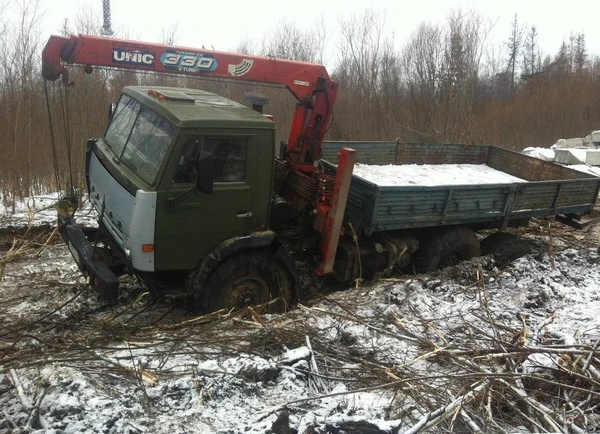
[101,0,113,36]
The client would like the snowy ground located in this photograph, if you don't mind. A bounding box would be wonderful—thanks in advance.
[1,196,600,433]
[0,193,97,229]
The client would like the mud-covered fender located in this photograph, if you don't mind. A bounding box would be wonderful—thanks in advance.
[189,230,297,298]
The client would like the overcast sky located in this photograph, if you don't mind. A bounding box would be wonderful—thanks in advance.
[12,0,600,68]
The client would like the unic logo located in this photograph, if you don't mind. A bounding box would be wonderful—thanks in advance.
[160,50,218,73]
[112,48,155,66]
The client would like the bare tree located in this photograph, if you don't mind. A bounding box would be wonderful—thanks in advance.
[333,9,396,138]
[400,10,492,143]
[505,14,524,94]
[310,15,329,65]
[0,0,44,202]
[261,19,323,62]
[378,37,402,136]
[552,40,571,75]
[521,25,541,77]
[235,37,255,55]
[73,4,103,35]
[574,33,587,73]
[402,22,444,139]
[439,9,489,142]
[160,22,179,46]
[0,0,9,83]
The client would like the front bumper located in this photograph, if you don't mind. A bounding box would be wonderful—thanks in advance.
[59,214,119,303]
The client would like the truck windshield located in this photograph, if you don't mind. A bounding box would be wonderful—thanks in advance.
[105,95,175,185]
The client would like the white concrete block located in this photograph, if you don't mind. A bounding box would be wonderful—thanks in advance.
[552,138,588,149]
[586,150,600,166]
[563,138,585,148]
[592,131,600,143]
[554,149,587,165]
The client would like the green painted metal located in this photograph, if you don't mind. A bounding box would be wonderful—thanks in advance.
[321,141,398,164]
[154,126,275,271]
[122,86,273,130]
[322,141,600,236]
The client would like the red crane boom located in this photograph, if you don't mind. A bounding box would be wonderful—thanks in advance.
[42,34,338,167]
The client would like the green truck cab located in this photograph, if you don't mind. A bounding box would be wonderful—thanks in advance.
[63,86,294,311]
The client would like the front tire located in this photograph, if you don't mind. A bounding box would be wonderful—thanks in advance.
[188,250,292,314]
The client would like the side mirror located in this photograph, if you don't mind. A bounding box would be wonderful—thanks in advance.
[167,150,214,210]
[196,151,214,194]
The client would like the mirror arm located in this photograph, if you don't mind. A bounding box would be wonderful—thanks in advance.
[166,187,196,210]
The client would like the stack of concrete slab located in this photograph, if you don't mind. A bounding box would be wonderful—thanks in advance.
[549,130,600,166]
[553,137,586,148]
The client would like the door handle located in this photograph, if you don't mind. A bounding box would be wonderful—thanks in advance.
[236,212,253,219]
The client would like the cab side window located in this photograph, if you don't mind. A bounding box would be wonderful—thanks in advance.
[174,137,247,183]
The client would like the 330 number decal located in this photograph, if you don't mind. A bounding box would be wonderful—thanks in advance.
[160,51,217,72]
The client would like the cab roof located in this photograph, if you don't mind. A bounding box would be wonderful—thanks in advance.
[121,86,275,130]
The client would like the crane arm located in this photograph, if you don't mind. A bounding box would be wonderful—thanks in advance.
[42,34,338,165]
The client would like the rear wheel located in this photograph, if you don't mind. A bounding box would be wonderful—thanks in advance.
[480,232,531,265]
[413,226,481,273]
[188,250,292,314]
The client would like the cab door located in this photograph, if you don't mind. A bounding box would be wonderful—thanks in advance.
[154,130,273,271]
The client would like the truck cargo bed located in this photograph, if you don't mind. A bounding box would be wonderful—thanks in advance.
[322,142,600,236]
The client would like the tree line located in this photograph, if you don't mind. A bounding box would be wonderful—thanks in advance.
[1,1,599,205]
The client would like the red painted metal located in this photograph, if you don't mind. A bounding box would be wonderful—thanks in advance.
[41,34,337,167]
[316,147,356,275]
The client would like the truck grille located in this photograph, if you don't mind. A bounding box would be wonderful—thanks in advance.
[90,193,124,245]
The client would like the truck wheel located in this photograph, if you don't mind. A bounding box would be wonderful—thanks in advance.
[413,226,481,273]
[480,232,531,265]
[190,250,292,314]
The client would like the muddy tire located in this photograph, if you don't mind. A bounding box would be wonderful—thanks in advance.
[189,250,292,314]
[480,232,531,265]
[413,226,481,273]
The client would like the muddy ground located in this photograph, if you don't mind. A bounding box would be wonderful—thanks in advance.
[1,205,600,433]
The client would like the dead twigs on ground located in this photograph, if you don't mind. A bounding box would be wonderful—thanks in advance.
[2,221,600,433]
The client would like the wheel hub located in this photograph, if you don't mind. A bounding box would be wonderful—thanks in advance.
[442,250,464,267]
[226,274,270,308]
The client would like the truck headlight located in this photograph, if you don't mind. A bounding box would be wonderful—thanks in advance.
[123,238,131,258]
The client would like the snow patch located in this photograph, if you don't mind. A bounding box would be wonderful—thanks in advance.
[522,147,555,161]
[352,163,526,186]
